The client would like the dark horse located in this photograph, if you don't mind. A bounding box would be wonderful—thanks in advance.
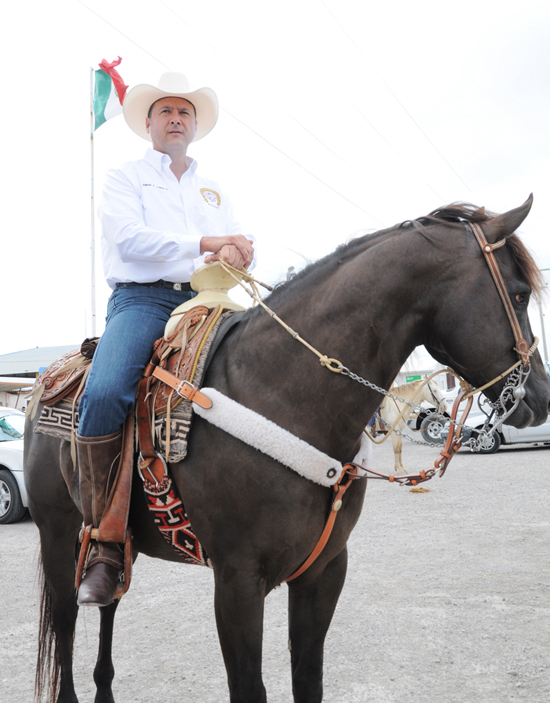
[25,196,550,702]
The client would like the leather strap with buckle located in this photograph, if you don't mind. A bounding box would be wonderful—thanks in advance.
[151,367,212,409]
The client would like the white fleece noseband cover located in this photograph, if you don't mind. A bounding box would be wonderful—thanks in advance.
[193,388,371,487]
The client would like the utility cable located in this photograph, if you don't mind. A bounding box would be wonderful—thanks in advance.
[320,0,474,195]
[77,0,172,70]
[79,0,382,222]
[354,106,446,202]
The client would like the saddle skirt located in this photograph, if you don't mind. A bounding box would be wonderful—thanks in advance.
[30,340,98,408]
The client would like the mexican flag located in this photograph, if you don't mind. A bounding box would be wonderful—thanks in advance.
[93,57,128,130]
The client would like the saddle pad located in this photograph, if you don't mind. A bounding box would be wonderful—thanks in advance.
[35,400,78,441]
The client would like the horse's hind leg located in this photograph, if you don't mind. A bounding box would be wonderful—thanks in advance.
[26,434,82,703]
[287,548,348,703]
[35,511,82,703]
[93,601,120,703]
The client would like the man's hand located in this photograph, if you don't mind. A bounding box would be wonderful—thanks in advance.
[200,235,254,270]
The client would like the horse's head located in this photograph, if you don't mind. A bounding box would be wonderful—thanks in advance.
[423,195,550,429]
[422,379,447,414]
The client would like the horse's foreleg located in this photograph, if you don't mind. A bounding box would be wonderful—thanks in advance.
[287,547,348,703]
[392,431,405,475]
[213,568,267,703]
[93,600,120,703]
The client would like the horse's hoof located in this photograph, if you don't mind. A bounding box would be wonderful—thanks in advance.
[77,563,120,607]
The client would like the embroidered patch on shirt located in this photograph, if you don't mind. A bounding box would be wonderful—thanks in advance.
[200,188,221,207]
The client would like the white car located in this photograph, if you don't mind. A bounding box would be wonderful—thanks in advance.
[423,395,550,454]
[459,399,550,454]
[0,407,28,523]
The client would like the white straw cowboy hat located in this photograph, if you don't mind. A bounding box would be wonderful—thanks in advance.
[123,72,219,142]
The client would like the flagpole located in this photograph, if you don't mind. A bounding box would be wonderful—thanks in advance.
[90,67,96,337]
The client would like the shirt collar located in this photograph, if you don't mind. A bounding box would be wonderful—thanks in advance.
[144,148,198,176]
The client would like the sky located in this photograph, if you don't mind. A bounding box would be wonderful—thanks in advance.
[2,0,550,366]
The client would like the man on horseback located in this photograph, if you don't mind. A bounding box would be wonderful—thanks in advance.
[76,72,254,607]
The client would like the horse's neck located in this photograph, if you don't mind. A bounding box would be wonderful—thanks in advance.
[218,236,439,454]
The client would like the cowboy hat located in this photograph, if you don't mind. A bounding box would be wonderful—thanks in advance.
[123,72,218,142]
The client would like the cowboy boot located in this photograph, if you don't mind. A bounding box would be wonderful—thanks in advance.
[76,431,124,607]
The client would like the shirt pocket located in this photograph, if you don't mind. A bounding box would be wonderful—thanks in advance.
[199,200,227,237]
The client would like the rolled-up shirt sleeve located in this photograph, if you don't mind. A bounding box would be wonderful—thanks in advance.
[100,168,202,263]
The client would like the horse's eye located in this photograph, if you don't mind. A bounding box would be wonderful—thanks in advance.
[515,293,528,305]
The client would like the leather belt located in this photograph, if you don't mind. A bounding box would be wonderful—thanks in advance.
[116,280,193,291]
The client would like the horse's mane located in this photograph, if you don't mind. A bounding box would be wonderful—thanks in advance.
[390,378,426,394]
[262,202,543,306]
[423,203,544,298]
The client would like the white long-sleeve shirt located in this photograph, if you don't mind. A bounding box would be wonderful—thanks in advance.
[100,148,243,289]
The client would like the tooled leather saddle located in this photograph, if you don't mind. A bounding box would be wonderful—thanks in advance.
[33,305,222,416]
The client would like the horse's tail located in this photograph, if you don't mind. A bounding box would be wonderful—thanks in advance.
[35,560,61,703]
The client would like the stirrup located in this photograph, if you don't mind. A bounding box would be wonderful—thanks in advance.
[75,525,133,600]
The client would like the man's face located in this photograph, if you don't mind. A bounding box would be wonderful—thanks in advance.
[146,97,197,153]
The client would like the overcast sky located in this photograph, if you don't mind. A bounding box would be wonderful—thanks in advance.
[2,0,550,363]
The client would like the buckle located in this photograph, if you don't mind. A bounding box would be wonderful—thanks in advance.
[137,452,167,485]
[176,379,195,398]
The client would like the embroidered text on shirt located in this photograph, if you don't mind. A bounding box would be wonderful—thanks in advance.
[142,183,169,190]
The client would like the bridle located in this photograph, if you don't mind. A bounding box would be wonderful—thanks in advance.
[465,222,538,439]
[425,378,445,412]
[470,222,534,366]
[218,220,539,450]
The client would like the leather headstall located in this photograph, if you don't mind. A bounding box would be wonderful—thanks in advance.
[470,222,534,366]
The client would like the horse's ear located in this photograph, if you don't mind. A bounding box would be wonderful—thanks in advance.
[482,194,533,242]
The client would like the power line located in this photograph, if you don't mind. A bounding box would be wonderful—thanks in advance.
[223,108,382,222]
[158,1,226,60]
[78,0,381,222]
[281,108,398,207]
[77,0,172,70]
[320,0,474,195]
[354,107,446,202]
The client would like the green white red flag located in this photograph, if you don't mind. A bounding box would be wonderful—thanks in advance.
[93,57,128,130]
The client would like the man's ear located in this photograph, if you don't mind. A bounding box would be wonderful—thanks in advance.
[145,117,150,134]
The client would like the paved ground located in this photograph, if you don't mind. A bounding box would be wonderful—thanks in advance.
[1,437,549,702]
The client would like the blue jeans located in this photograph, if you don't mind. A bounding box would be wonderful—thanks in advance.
[78,284,196,437]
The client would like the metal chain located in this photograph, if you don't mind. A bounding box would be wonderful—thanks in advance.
[373,412,439,447]
[339,366,439,415]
